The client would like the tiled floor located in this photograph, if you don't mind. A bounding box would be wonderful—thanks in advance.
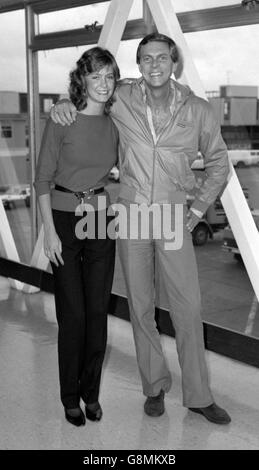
[0,276,258,450]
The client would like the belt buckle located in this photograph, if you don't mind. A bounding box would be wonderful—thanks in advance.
[83,188,94,200]
[74,188,94,204]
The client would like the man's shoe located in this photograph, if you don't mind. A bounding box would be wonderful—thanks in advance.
[144,390,165,417]
[189,403,231,425]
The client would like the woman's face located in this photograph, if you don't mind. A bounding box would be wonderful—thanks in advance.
[84,64,116,106]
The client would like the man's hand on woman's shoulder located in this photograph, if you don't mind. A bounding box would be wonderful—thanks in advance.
[50,99,77,126]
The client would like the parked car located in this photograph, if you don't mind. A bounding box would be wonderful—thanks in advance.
[193,150,259,170]
[222,208,259,262]
[187,167,231,246]
[228,149,259,168]
[187,193,228,245]
[0,185,30,210]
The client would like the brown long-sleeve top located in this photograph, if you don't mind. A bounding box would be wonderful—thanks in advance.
[34,113,118,211]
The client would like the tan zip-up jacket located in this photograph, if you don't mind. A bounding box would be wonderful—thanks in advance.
[111,78,229,214]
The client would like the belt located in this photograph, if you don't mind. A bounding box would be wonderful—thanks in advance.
[55,184,105,203]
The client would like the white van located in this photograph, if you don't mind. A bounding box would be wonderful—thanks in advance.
[228,150,259,168]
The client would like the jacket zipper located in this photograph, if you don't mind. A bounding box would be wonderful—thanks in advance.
[149,99,187,205]
[150,145,156,205]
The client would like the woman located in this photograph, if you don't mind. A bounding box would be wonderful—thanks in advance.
[34,47,120,427]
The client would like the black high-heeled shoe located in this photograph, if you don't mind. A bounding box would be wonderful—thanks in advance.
[85,402,103,421]
[65,407,86,427]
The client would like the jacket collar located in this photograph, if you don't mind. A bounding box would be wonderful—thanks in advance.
[136,77,192,107]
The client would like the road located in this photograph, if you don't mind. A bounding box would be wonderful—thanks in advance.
[236,166,259,209]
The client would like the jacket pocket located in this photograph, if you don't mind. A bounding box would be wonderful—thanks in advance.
[157,151,196,191]
[120,146,148,186]
[176,120,194,129]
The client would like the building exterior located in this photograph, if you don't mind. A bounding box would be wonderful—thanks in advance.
[208,85,259,149]
[0,91,60,187]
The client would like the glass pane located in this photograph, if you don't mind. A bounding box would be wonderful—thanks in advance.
[39,0,143,34]
[184,25,259,90]
[181,25,259,337]
[39,45,97,94]
[172,0,243,13]
[0,10,32,264]
[116,39,140,79]
[38,40,141,93]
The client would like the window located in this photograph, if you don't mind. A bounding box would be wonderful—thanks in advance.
[172,0,239,13]
[43,98,53,113]
[0,9,31,263]
[224,100,230,120]
[39,1,142,34]
[1,125,12,138]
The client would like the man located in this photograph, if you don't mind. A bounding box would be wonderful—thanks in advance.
[50,33,231,424]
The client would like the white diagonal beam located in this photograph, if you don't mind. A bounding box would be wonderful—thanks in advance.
[0,199,24,290]
[98,0,135,55]
[221,163,259,300]
[146,0,206,99]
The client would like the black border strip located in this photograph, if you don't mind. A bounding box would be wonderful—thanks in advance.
[1,256,259,368]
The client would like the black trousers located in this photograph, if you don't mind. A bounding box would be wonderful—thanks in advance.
[51,209,115,408]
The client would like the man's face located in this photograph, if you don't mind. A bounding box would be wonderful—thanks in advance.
[138,41,177,89]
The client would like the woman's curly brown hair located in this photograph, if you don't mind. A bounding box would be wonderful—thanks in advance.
[69,47,120,113]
